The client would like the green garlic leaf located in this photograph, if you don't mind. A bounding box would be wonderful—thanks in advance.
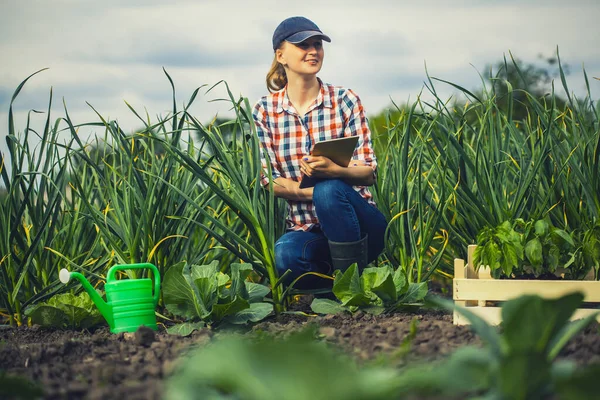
[551,229,574,248]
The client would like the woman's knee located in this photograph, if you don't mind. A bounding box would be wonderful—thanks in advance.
[313,179,349,210]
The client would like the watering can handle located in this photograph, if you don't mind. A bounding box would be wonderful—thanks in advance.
[107,263,161,306]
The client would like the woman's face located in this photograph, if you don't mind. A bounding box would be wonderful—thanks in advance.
[276,37,324,77]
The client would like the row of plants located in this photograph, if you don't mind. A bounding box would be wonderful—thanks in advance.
[374,53,599,281]
[165,292,600,400]
[1,52,599,327]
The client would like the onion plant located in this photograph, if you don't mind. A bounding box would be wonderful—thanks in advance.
[0,70,105,325]
[372,100,450,283]
[422,65,561,260]
[147,77,288,313]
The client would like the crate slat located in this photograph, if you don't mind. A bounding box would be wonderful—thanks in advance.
[454,306,600,326]
[454,278,600,302]
[453,245,600,325]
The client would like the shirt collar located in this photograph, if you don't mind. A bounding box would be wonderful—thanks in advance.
[276,77,332,114]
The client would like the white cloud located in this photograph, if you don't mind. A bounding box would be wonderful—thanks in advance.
[1,0,599,163]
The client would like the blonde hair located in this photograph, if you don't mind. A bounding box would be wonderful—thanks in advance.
[266,53,287,93]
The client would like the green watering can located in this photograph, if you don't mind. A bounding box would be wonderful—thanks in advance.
[59,263,160,333]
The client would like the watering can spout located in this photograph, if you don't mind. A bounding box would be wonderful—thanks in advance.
[59,269,114,329]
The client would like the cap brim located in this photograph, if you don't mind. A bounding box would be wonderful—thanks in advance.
[286,30,331,44]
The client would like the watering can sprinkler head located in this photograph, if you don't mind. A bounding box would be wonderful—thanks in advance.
[59,269,71,284]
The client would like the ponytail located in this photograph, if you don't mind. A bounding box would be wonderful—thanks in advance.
[266,55,287,93]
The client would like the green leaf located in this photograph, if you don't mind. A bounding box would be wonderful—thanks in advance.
[552,229,574,248]
[344,293,375,307]
[230,262,253,298]
[167,321,205,337]
[392,267,408,294]
[164,330,400,400]
[484,241,501,271]
[194,276,219,315]
[525,238,543,266]
[554,362,600,400]
[24,305,66,328]
[362,266,397,304]
[583,228,600,265]
[332,264,363,303]
[501,292,584,354]
[163,261,203,319]
[24,291,105,329]
[395,347,492,395]
[548,311,600,360]
[59,303,94,328]
[190,260,220,280]
[397,282,428,304]
[502,243,519,276]
[310,298,348,315]
[211,296,250,322]
[547,245,560,272]
[246,282,270,302]
[534,219,549,236]
[226,302,273,324]
[79,313,106,330]
[497,352,550,399]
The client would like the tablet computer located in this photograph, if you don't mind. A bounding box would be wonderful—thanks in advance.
[299,136,359,189]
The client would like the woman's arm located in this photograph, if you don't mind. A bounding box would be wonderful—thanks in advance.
[272,177,313,201]
[299,157,374,186]
[336,165,375,186]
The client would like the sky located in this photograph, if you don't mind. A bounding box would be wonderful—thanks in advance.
[1,0,599,161]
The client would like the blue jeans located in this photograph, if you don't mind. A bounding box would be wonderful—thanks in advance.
[274,179,388,288]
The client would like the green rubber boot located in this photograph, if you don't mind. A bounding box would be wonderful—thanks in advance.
[328,233,369,273]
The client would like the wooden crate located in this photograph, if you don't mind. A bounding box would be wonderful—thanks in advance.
[453,245,600,325]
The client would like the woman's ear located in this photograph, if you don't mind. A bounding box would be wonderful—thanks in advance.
[275,48,286,66]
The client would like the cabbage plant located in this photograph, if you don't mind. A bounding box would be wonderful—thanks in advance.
[163,260,272,335]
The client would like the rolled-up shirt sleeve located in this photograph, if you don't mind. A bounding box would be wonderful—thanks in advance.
[342,90,377,178]
[252,101,282,187]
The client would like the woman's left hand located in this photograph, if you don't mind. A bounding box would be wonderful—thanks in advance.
[300,156,342,178]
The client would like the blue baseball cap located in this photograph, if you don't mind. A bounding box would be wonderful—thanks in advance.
[272,16,331,51]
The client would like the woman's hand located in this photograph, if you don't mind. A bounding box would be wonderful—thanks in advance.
[348,160,367,168]
[300,157,374,186]
[299,156,342,178]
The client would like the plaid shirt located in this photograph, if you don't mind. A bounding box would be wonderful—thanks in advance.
[252,78,377,232]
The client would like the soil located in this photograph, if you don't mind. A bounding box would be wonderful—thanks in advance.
[1,305,599,400]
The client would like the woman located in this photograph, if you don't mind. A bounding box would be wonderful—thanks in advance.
[252,16,387,288]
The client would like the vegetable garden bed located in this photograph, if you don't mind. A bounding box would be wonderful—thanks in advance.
[1,307,599,400]
[454,245,600,325]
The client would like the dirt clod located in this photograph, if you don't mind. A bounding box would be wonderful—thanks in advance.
[135,326,156,347]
